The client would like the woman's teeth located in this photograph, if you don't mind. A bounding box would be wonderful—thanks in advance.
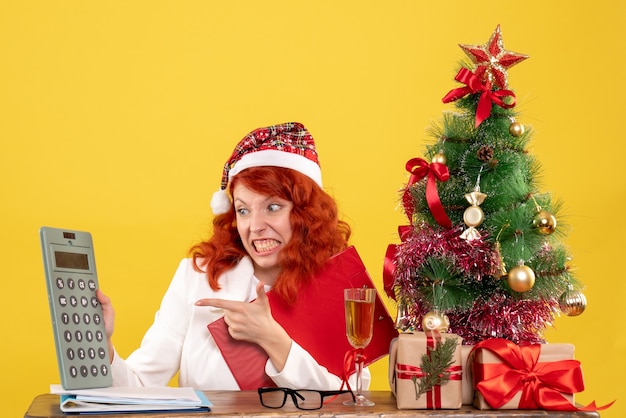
[253,239,279,252]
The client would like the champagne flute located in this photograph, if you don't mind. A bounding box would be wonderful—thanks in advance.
[343,287,376,406]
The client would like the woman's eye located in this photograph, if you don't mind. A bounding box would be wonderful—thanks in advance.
[236,207,249,216]
[268,203,281,212]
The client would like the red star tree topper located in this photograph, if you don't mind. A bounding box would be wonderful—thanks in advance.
[459,24,528,89]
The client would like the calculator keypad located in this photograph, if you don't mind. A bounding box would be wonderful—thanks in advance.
[51,274,111,388]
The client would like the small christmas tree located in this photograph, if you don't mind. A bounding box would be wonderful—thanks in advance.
[384,25,587,345]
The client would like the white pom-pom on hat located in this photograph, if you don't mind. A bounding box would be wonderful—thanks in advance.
[211,122,322,215]
[210,189,231,215]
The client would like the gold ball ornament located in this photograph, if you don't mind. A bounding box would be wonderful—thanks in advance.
[559,286,587,316]
[507,265,536,292]
[431,152,447,165]
[421,310,450,333]
[509,121,525,137]
[533,210,557,235]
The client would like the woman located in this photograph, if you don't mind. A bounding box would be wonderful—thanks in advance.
[97,122,370,390]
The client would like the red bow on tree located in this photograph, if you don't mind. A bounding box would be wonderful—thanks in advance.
[442,67,516,127]
[386,159,452,299]
[382,226,413,299]
[402,157,452,229]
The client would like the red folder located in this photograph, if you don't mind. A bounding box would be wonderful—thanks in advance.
[207,246,398,390]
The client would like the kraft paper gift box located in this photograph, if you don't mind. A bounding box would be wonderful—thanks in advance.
[389,332,463,409]
[461,344,474,405]
[471,338,581,410]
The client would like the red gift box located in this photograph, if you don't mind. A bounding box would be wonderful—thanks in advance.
[472,338,582,410]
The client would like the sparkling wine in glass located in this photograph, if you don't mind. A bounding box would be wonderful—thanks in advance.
[344,287,376,406]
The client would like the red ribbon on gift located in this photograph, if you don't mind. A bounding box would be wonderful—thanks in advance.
[442,68,517,128]
[403,157,452,229]
[471,338,614,411]
[396,334,462,409]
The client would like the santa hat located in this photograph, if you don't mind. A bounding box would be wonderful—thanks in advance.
[210,122,323,214]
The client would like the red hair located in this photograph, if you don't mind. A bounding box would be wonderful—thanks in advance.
[190,166,351,304]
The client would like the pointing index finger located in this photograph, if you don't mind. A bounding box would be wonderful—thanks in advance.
[195,298,245,312]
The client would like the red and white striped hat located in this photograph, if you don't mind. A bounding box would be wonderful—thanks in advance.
[211,122,322,214]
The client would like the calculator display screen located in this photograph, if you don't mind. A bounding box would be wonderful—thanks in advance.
[54,251,89,270]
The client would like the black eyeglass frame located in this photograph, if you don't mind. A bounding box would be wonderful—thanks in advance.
[257,387,355,410]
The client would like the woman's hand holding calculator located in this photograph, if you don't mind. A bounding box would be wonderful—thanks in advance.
[96,289,115,363]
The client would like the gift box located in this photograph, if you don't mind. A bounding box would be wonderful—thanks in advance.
[389,332,463,409]
[471,338,581,410]
[461,344,474,405]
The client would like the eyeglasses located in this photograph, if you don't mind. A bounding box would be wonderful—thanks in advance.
[258,387,355,410]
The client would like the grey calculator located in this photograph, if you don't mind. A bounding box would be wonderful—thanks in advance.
[40,226,112,389]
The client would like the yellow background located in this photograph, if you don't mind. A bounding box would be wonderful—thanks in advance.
[2,1,624,416]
